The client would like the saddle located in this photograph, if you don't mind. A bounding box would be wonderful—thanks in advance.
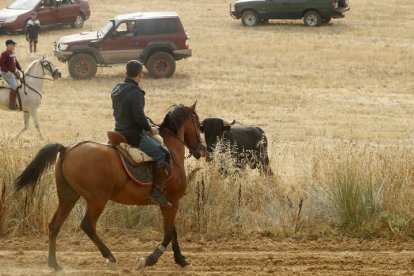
[0,75,22,89]
[107,131,172,186]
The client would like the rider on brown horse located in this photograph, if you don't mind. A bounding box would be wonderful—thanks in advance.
[111,60,172,208]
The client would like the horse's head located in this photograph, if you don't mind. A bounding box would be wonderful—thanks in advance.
[38,57,62,80]
[160,102,207,159]
[183,102,207,159]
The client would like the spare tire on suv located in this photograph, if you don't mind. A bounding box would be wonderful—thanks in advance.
[54,12,192,79]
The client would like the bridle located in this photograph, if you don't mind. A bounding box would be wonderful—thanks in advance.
[162,112,206,159]
[25,60,60,81]
[22,60,60,97]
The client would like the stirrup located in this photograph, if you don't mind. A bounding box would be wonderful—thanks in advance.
[148,192,172,208]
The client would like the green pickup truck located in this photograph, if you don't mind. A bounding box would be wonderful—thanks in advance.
[230,0,350,27]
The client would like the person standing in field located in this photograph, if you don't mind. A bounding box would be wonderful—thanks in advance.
[25,12,40,59]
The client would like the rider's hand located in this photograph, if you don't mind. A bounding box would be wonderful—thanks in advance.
[15,71,21,79]
[6,71,12,76]
[149,127,159,135]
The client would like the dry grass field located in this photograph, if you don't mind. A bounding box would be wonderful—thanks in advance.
[1,0,414,274]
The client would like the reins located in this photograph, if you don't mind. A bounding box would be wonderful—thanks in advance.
[161,128,193,159]
[20,60,59,98]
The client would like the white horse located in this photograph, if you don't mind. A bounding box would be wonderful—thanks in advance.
[0,58,61,140]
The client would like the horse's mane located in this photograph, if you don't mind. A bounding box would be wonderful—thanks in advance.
[160,104,193,134]
[25,59,40,74]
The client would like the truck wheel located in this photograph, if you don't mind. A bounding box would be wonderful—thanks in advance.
[71,14,84,28]
[68,53,97,79]
[146,52,176,78]
[242,10,259,26]
[304,11,322,27]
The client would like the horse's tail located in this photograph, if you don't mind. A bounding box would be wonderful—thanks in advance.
[15,143,66,191]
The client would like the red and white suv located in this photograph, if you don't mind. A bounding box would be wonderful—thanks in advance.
[54,12,192,79]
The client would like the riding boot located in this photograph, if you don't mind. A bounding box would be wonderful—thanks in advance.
[148,164,172,208]
[9,89,18,110]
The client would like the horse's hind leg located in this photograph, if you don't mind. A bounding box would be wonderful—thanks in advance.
[14,111,30,139]
[48,170,80,271]
[80,200,116,263]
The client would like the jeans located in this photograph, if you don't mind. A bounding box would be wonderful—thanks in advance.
[0,71,17,90]
[139,131,170,167]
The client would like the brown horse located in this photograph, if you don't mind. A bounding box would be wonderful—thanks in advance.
[15,102,205,271]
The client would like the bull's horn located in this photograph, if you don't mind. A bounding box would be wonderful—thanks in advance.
[223,120,236,126]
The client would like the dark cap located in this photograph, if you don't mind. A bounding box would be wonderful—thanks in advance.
[5,39,17,46]
[126,60,143,78]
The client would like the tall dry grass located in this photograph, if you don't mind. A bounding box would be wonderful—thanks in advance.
[2,136,414,239]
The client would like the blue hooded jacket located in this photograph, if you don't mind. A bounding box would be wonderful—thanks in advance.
[111,78,151,145]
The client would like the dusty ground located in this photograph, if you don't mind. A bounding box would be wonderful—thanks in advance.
[1,233,414,275]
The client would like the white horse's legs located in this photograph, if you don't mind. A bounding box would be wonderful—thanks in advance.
[14,111,30,139]
[31,109,44,140]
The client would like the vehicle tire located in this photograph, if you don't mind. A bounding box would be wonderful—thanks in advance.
[323,17,332,24]
[68,53,97,80]
[71,14,84,29]
[145,52,176,79]
[303,11,322,27]
[241,10,259,27]
[339,0,349,7]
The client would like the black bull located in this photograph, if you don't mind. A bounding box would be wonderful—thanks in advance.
[200,118,273,175]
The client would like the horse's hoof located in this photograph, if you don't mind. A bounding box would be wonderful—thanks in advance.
[52,264,63,272]
[183,264,193,271]
[106,259,117,270]
[134,257,146,270]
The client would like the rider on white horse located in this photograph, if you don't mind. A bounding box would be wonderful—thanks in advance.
[0,39,22,110]
[0,57,61,139]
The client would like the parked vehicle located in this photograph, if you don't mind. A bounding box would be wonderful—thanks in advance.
[0,0,90,34]
[230,0,350,27]
[54,12,192,79]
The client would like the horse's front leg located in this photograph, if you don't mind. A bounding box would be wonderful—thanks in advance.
[14,111,30,139]
[134,205,178,270]
[31,109,44,140]
[172,227,191,269]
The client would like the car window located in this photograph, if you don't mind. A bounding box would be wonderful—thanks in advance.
[40,0,56,8]
[8,0,39,10]
[98,21,114,38]
[137,18,180,36]
[56,0,77,5]
[56,0,73,6]
[115,21,137,36]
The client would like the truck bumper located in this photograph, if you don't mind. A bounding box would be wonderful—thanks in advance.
[332,6,350,18]
[230,2,240,19]
[173,49,192,59]
[53,44,71,62]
